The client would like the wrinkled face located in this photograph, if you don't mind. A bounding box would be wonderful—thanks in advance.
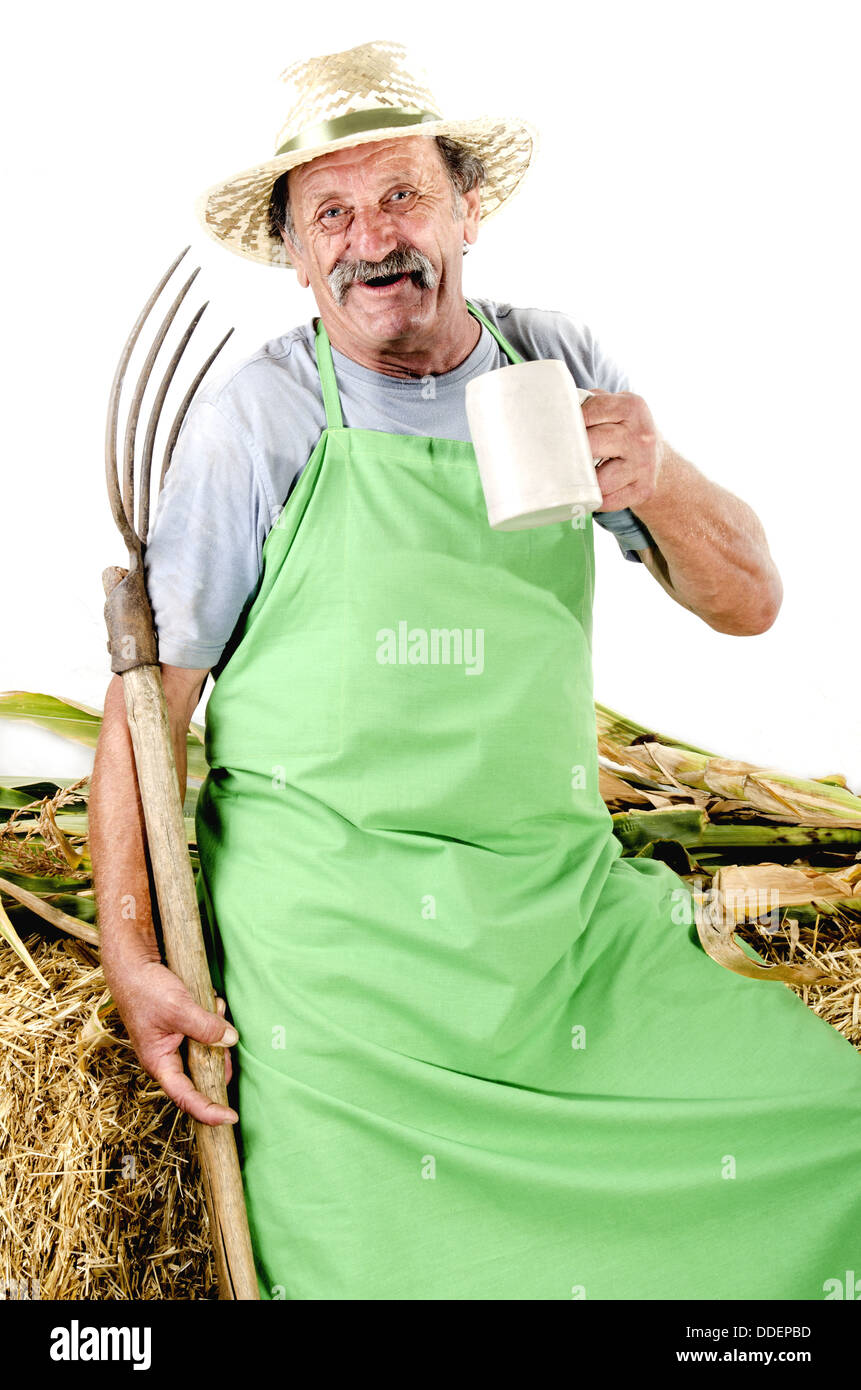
[281,136,481,347]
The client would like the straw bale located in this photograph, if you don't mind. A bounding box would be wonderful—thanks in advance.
[0,931,215,1300]
[735,913,861,1051]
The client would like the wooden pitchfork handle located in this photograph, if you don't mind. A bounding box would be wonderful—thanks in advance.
[103,248,258,1299]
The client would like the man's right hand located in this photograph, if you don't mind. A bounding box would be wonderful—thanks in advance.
[105,943,239,1126]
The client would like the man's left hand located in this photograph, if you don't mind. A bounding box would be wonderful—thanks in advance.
[581,389,666,513]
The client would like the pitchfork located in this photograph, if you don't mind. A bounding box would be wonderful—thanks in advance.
[102,247,258,1299]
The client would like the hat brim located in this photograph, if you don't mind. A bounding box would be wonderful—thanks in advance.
[194,114,537,269]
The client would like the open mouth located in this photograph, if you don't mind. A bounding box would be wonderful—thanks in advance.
[357,272,412,290]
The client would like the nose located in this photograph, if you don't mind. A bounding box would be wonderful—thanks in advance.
[346,203,400,264]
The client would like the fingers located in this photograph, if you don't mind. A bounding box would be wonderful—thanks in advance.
[593,457,637,505]
[122,964,241,1123]
[583,422,626,458]
[581,391,628,426]
[152,1049,239,1127]
[174,993,238,1050]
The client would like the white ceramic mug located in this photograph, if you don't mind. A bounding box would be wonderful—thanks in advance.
[465,358,605,531]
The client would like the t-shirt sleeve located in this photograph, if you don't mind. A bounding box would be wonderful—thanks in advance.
[143,399,273,669]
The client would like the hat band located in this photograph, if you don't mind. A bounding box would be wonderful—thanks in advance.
[275,107,441,157]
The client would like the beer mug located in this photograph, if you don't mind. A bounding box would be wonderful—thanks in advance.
[465,359,605,531]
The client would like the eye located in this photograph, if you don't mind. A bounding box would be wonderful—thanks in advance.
[389,189,417,207]
[318,206,347,226]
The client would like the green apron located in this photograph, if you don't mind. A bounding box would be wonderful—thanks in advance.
[196,302,861,1300]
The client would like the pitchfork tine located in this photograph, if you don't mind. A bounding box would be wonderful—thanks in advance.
[122,265,201,535]
[159,327,235,492]
[105,246,190,559]
[139,301,210,545]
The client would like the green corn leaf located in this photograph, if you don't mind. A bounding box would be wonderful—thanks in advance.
[0,691,104,747]
[612,807,861,854]
[0,691,209,785]
[36,892,98,923]
[595,701,716,757]
[0,864,90,894]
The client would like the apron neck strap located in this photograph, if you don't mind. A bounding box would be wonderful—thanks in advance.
[313,300,525,430]
[314,315,345,429]
[464,300,524,364]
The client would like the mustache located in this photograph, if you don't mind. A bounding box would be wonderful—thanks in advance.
[328,245,438,305]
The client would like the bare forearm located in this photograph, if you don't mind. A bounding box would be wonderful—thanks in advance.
[90,677,158,971]
[631,445,783,634]
[90,676,190,973]
[89,670,235,1123]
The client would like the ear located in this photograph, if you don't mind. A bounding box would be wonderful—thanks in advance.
[462,186,481,248]
[280,229,310,288]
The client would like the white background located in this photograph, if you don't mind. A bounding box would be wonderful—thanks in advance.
[1,0,858,787]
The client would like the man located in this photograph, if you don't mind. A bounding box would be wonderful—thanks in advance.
[90,40,861,1301]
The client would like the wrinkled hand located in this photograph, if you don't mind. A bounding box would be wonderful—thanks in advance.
[582,389,667,513]
[105,948,239,1127]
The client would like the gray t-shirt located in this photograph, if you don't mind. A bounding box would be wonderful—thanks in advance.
[144,298,653,671]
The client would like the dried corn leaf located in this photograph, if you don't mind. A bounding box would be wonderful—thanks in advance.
[40,801,85,871]
[692,895,834,985]
[598,768,654,806]
[0,894,51,989]
[643,746,861,827]
[714,863,861,918]
[77,989,121,1062]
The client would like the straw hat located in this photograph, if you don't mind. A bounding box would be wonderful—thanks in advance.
[194,39,537,270]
